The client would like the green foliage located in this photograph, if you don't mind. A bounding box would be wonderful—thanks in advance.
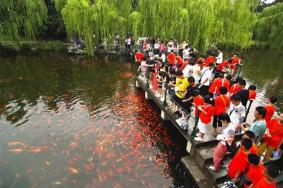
[57,0,258,54]
[0,0,47,41]
[254,2,283,48]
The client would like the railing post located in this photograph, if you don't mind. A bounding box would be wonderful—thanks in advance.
[163,84,168,107]
[244,100,253,122]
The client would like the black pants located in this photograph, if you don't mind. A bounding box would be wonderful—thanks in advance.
[213,115,222,129]
[199,85,209,97]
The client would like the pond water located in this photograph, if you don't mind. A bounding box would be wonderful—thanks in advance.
[0,50,282,188]
[0,53,193,188]
[242,49,283,110]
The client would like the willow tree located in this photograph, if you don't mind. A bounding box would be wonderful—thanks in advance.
[0,0,47,41]
[58,0,132,55]
[254,2,283,48]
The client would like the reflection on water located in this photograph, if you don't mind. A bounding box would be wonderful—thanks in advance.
[242,50,283,110]
[0,54,193,188]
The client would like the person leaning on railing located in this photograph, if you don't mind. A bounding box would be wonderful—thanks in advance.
[257,114,283,161]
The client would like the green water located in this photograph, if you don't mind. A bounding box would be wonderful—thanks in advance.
[0,53,193,188]
[241,49,283,110]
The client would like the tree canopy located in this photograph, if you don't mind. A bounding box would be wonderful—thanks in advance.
[0,0,47,41]
[0,0,282,55]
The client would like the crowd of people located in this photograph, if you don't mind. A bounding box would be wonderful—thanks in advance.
[135,38,282,188]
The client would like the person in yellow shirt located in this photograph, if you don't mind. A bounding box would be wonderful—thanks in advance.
[172,70,190,130]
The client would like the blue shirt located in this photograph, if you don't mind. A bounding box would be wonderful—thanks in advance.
[249,120,266,144]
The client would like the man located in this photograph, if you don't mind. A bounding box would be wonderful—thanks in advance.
[257,114,283,160]
[228,94,246,132]
[251,164,279,188]
[241,106,267,145]
[236,79,249,107]
[216,49,223,65]
[199,63,213,97]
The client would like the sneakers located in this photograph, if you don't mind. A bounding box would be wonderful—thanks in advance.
[160,97,165,102]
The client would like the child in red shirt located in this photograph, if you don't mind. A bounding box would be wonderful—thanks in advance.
[213,87,230,135]
[243,130,258,154]
[135,51,144,64]
[252,165,279,188]
[228,138,252,180]
[167,51,176,65]
[244,154,264,188]
[248,85,257,100]
[204,55,215,67]
[195,96,214,142]
[229,83,241,96]
[192,90,204,117]
[176,56,184,66]
[264,96,277,123]
[258,115,283,160]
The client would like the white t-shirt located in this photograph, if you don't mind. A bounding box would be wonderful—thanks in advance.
[228,103,246,128]
[222,123,236,138]
[193,64,201,82]
[216,52,223,64]
[154,43,160,49]
[183,49,190,59]
[183,64,193,78]
[161,54,166,63]
[200,68,212,86]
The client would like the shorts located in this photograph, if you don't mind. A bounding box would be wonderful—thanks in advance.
[197,121,209,134]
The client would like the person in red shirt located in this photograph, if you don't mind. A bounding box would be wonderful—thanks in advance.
[228,138,252,180]
[258,114,283,160]
[228,77,243,96]
[216,60,228,73]
[243,130,258,154]
[213,87,230,135]
[244,154,265,188]
[204,55,215,67]
[248,85,257,100]
[135,50,144,64]
[176,55,184,66]
[195,96,215,142]
[180,58,189,71]
[230,54,241,74]
[209,74,230,96]
[167,50,176,65]
[251,164,279,188]
[192,90,204,117]
[264,96,277,123]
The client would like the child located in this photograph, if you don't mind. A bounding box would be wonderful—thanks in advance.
[228,94,246,132]
[264,96,277,123]
[213,87,230,135]
[243,154,264,188]
[248,85,257,101]
[251,164,279,188]
[212,113,235,172]
[228,138,252,180]
[194,96,215,142]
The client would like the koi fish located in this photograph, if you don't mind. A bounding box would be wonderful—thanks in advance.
[9,148,23,154]
[67,167,79,174]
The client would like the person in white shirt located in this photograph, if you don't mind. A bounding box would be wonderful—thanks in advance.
[212,113,235,172]
[199,63,214,96]
[228,94,246,132]
[216,49,223,65]
[183,46,190,60]
[193,61,201,82]
[182,62,193,78]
